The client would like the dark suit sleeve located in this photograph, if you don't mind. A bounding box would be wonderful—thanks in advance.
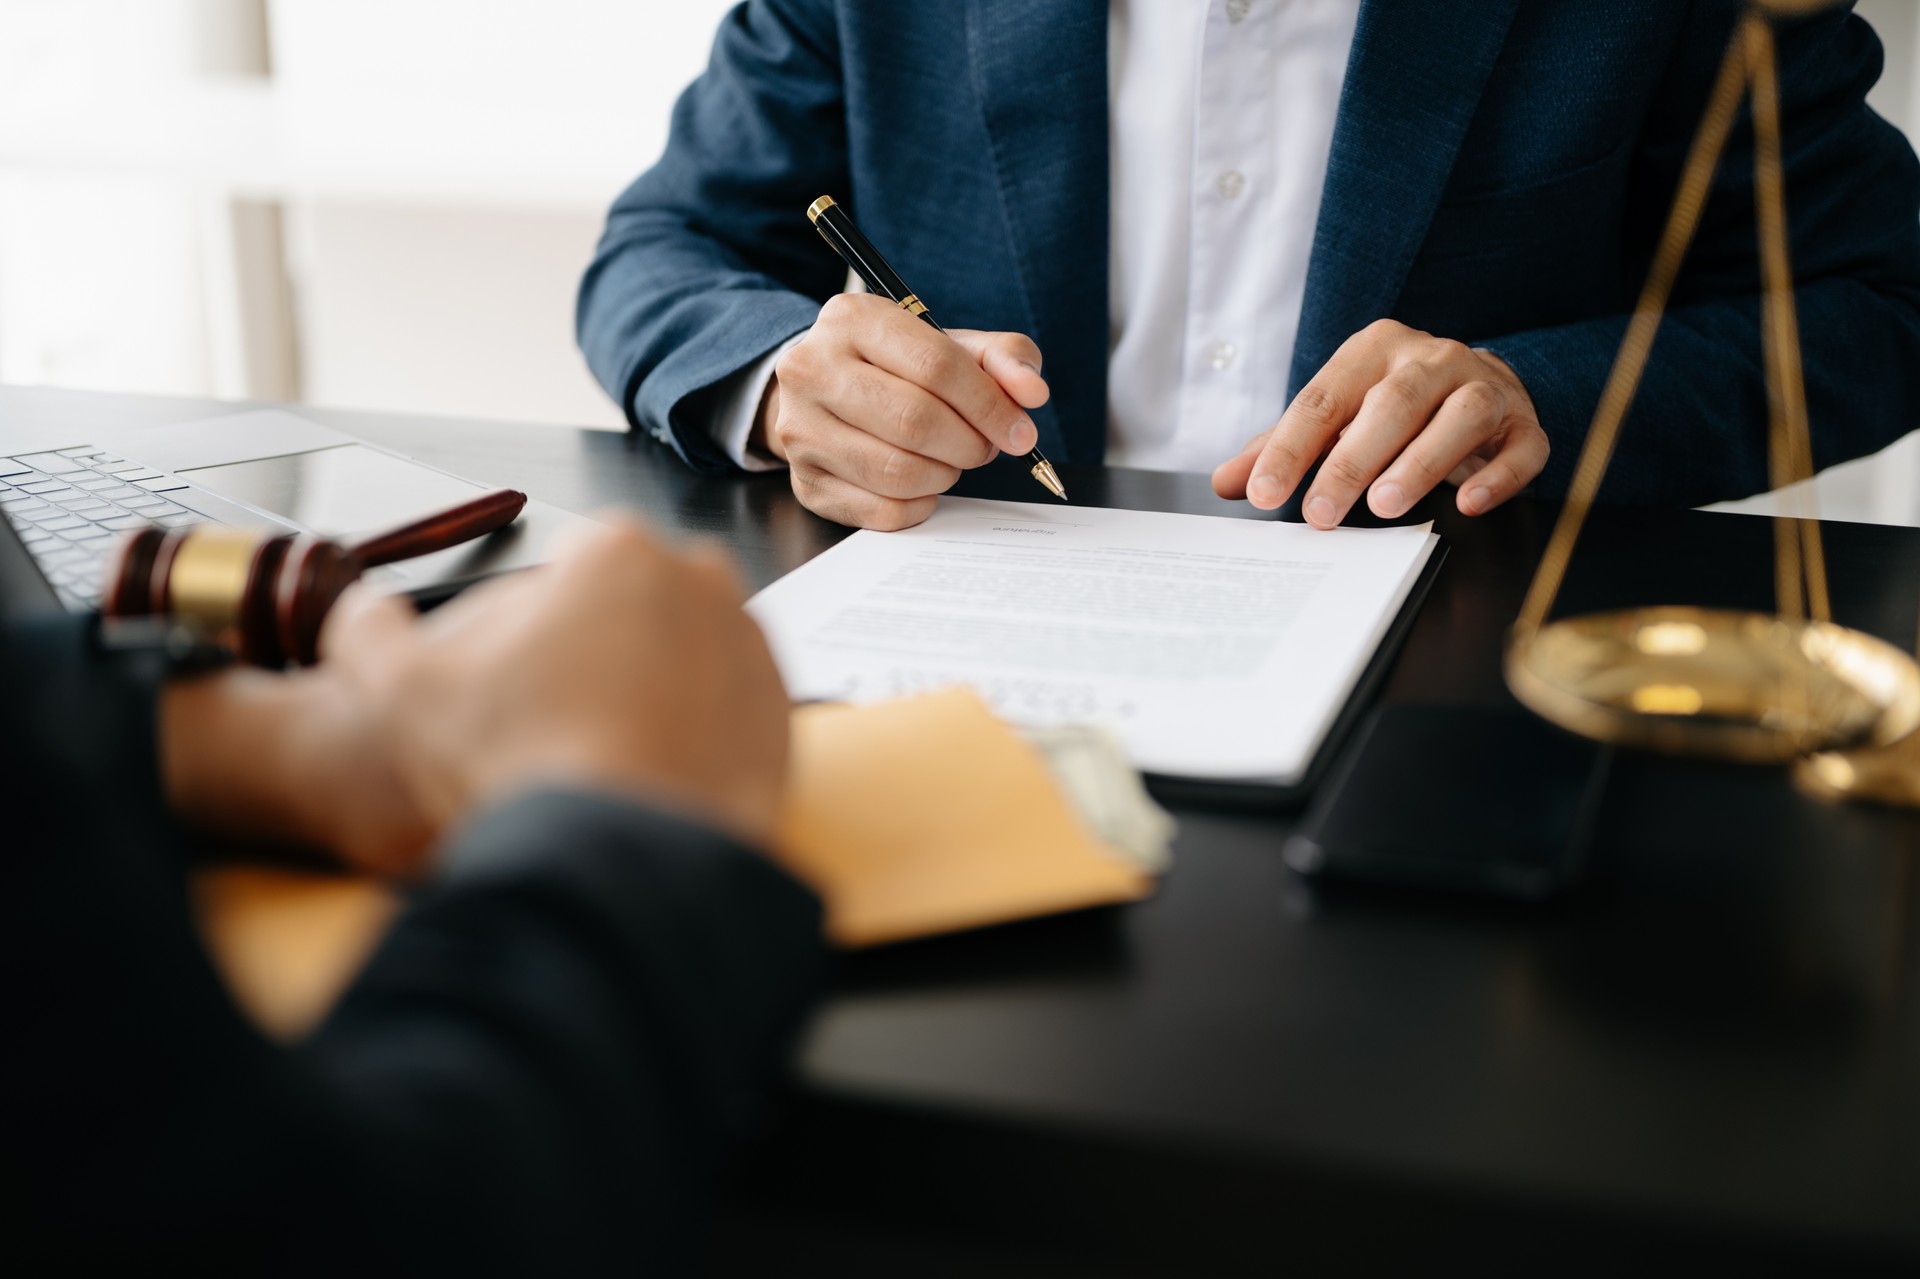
[8,613,177,844]
[6,620,310,1270]
[577,0,849,474]
[1477,7,1920,506]
[5,617,825,1275]
[306,791,826,1276]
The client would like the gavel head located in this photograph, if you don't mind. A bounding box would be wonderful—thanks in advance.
[103,527,364,667]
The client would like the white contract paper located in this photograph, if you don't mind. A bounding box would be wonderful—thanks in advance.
[747,498,1438,784]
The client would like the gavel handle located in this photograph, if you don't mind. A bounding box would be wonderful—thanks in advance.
[350,489,529,568]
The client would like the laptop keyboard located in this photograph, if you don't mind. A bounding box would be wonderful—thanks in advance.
[0,446,215,611]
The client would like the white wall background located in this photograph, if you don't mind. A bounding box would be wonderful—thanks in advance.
[1,0,1918,520]
[0,0,739,429]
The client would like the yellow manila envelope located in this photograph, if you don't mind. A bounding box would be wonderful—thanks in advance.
[194,866,400,1041]
[198,688,1151,1036]
[774,688,1153,948]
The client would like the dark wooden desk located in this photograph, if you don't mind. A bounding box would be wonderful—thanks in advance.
[11,386,1918,1273]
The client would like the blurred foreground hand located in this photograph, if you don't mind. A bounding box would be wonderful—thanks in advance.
[323,515,790,847]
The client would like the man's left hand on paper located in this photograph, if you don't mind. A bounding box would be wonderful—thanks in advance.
[1212,319,1550,527]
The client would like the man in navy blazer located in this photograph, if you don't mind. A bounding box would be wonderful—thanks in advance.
[579,1,1920,531]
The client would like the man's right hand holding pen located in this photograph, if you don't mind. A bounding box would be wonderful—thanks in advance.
[750,292,1052,531]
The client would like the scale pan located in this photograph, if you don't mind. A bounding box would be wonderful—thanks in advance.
[1506,607,1920,762]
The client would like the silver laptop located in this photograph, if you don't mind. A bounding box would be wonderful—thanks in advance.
[0,409,589,613]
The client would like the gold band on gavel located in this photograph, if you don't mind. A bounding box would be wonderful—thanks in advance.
[165,529,260,642]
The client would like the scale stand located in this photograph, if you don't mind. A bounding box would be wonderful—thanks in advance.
[1505,0,1920,794]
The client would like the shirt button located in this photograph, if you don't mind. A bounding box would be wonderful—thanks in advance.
[1225,0,1252,22]
[1209,341,1238,371]
[1215,170,1246,200]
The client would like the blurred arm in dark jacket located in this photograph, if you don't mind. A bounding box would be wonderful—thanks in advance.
[6,518,824,1276]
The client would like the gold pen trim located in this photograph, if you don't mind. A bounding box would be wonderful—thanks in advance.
[1031,458,1068,502]
[802,193,1067,505]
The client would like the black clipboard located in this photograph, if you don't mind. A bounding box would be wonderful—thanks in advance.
[1142,539,1449,811]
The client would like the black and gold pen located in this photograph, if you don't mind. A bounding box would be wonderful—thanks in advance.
[807,195,1068,502]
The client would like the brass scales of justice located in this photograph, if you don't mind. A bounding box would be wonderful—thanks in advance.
[1502,0,1920,807]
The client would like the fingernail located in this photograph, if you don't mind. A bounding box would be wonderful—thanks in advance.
[1018,360,1043,376]
[1465,485,1491,514]
[1372,482,1404,515]
[1010,418,1038,453]
[1305,495,1337,527]
[1249,475,1281,507]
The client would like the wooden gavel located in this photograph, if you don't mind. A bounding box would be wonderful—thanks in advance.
[101,489,527,667]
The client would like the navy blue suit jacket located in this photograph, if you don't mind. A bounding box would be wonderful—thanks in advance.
[579,0,1920,507]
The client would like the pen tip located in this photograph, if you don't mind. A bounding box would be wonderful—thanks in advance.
[1031,459,1068,502]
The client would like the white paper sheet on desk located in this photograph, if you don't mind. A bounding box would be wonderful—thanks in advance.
[746,498,1437,784]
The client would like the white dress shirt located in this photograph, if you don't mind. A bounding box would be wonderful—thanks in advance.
[1106,0,1358,470]
[709,0,1360,475]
